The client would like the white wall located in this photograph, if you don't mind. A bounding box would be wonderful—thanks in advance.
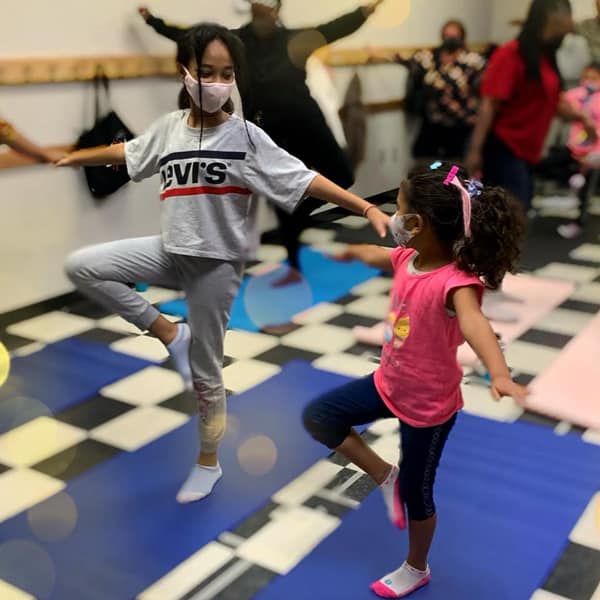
[1,0,490,313]
[490,0,597,42]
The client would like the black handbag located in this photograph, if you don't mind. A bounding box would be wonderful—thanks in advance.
[76,69,134,199]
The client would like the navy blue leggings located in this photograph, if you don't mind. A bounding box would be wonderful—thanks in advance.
[302,375,456,521]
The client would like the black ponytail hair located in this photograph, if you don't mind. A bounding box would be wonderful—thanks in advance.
[517,0,571,80]
[402,162,526,289]
[176,23,254,147]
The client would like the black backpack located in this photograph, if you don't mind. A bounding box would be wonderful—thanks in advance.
[75,69,134,199]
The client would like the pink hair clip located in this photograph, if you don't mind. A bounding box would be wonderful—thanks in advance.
[443,165,459,186]
[442,164,472,238]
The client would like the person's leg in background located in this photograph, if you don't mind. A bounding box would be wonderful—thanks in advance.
[482,134,534,210]
[558,168,599,238]
[265,112,354,285]
[173,256,244,503]
[480,134,533,322]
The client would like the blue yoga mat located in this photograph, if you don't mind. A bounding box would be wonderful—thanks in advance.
[257,414,600,600]
[159,246,380,332]
[0,338,153,433]
[0,361,351,600]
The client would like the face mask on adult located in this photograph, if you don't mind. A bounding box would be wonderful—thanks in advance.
[440,37,465,53]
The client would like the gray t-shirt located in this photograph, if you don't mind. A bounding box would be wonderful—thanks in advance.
[125,110,317,260]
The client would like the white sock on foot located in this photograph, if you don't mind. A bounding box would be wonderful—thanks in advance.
[176,463,223,504]
[379,465,405,529]
[167,323,193,391]
[371,562,431,598]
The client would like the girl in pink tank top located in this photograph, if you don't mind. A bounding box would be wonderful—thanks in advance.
[303,162,529,598]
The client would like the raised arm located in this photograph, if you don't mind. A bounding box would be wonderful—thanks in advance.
[291,0,384,62]
[139,6,189,42]
[56,143,125,168]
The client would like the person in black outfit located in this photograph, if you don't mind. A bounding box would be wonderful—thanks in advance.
[139,0,385,285]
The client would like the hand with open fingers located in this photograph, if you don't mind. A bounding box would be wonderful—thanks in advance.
[367,207,390,239]
[55,154,76,168]
[491,375,529,405]
[364,0,385,16]
[43,148,68,164]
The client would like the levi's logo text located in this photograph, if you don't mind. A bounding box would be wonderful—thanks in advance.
[158,150,251,200]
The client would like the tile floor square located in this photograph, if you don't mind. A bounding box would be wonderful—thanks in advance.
[535,263,599,284]
[91,406,189,452]
[0,417,87,467]
[110,335,169,362]
[535,309,595,337]
[100,367,186,406]
[6,312,95,343]
[504,341,561,375]
[222,360,281,394]
[224,330,279,360]
[281,324,355,354]
[54,395,134,430]
[570,492,600,551]
[543,542,600,600]
[292,303,345,325]
[32,438,121,481]
[570,244,600,264]
[350,277,392,296]
[312,353,376,378]
[0,468,65,523]
[344,295,389,319]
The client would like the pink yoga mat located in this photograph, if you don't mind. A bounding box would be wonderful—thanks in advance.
[527,312,600,430]
[459,273,574,366]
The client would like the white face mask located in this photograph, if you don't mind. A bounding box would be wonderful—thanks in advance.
[183,67,235,114]
[389,213,418,247]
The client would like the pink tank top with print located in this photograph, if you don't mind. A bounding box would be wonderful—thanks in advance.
[373,247,484,427]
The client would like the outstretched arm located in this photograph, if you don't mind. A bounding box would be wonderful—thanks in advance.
[451,286,528,402]
[290,0,384,63]
[334,244,393,271]
[306,174,389,239]
[138,6,189,42]
[0,119,64,163]
[56,143,126,168]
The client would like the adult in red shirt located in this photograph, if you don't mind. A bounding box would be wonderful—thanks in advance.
[466,0,596,210]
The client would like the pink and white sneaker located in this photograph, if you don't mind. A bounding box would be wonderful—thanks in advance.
[371,562,431,598]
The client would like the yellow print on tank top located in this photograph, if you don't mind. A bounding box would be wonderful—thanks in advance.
[384,304,410,350]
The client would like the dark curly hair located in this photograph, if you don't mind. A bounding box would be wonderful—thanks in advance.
[402,162,526,289]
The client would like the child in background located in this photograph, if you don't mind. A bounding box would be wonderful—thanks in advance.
[303,163,528,598]
[558,62,600,238]
[57,23,389,504]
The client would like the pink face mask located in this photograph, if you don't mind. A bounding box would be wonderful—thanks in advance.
[182,67,235,113]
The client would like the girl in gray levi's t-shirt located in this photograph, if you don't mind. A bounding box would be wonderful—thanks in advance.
[58,23,389,505]
[125,110,315,261]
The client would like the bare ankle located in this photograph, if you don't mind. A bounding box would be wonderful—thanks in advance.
[198,452,218,467]
[374,463,394,485]
[406,558,428,572]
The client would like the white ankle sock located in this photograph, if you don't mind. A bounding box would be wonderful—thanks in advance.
[167,323,193,391]
[371,562,431,598]
[176,463,223,504]
[379,465,405,529]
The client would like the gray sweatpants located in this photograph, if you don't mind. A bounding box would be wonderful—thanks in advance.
[65,236,244,454]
